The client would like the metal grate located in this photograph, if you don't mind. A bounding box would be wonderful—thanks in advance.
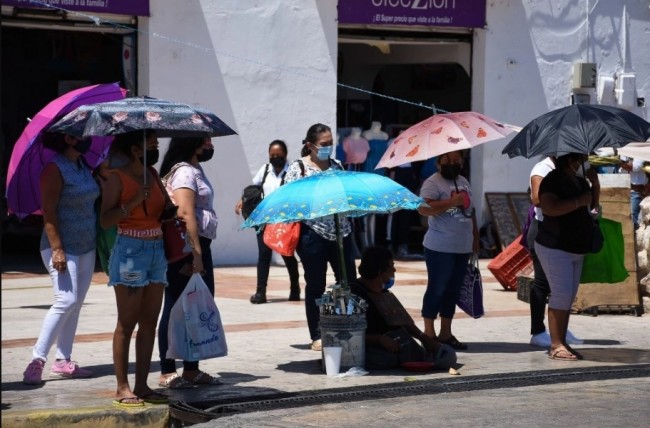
[169,364,650,424]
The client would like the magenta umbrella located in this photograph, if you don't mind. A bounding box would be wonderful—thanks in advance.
[6,83,127,218]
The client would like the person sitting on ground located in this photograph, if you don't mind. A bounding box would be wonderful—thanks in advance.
[350,246,457,370]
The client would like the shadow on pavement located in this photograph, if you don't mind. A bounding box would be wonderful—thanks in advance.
[578,348,650,364]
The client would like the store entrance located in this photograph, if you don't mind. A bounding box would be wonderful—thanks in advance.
[1,25,130,268]
[337,29,472,257]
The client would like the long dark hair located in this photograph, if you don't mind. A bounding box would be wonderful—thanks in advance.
[303,123,331,145]
[358,246,393,279]
[42,132,68,154]
[160,136,205,177]
[556,153,583,171]
[111,130,155,158]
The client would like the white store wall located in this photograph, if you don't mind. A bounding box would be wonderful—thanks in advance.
[140,0,339,265]
[472,0,650,226]
[136,0,649,265]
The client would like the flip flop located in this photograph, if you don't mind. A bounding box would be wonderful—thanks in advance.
[158,373,194,389]
[549,346,578,361]
[112,397,144,408]
[189,370,222,386]
[139,392,169,405]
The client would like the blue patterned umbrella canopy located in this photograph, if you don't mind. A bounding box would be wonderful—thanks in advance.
[48,96,236,138]
[241,169,424,228]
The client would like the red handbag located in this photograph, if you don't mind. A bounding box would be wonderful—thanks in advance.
[162,218,192,263]
[263,222,301,257]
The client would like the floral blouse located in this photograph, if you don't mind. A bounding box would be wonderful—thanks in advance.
[284,158,351,241]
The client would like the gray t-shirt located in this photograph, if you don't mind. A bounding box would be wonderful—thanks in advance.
[419,173,473,254]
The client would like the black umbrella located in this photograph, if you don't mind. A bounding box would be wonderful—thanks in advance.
[502,104,650,158]
[48,96,237,138]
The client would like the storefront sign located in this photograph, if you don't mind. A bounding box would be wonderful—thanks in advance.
[1,0,149,16]
[339,0,486,28]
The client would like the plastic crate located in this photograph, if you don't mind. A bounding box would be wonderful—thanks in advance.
[516,267,535,303]
[487,236,532,291]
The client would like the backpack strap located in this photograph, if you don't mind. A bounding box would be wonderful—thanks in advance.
[260,164,270,188]
[279,170,287,186]
[297,159,306,177]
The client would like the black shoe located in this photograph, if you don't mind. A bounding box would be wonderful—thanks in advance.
[441,335,468,350]
[288,292,301,301]
[250,293,267,304]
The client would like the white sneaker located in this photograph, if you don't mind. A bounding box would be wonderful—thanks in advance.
[565,330,584,345]
[530,332,551,347]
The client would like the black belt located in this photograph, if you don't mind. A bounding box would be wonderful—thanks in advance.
[631,184,646,193]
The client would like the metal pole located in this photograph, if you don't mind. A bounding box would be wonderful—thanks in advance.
[334,213,348,290]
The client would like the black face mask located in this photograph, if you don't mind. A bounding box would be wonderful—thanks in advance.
[440,164,462,180]
[139,149,159,166]
[73,138,92,154]
[197,148,214,162]
[269,157,286,168]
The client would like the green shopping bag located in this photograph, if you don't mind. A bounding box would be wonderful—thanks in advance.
[580,218,629,284]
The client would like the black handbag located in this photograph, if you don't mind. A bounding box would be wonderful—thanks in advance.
[589,219,604,254]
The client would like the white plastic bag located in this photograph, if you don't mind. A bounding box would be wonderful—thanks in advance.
[167,273,228,361]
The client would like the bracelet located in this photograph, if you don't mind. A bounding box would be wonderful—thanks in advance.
[120,204,128,217]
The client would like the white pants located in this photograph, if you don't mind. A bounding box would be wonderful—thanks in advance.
[32,248,95,362]
[534,242,584,311]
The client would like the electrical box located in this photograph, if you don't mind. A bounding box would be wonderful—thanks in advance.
[615,72,636,108]
[597,76,615,105]
[573,62,597,88]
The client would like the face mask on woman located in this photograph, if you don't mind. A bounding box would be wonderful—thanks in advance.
[440,164,461,180]
[314,145,333,161]
[73,137,92,154]
[139,149,159,166]
[198,148,215,162]
[383,277,395,290]
[269,156,286,168]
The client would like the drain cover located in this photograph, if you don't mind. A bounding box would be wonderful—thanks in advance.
[169,364,650,424]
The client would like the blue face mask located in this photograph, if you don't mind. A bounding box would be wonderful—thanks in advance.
[383,277,395,290]
[316,145,333,161]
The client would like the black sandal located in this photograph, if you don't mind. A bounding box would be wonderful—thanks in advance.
[442,335,468,350]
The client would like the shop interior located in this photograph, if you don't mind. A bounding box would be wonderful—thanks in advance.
[1,13,133,266]
[336,27,472,256]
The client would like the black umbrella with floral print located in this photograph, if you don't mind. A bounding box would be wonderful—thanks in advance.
[48,96,236,138]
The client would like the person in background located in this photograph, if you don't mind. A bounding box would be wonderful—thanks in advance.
[417,151,479,351]
[157,136,221,389]
[235,140,301,304]
[22,133,98,385]
[619,156,648,229]
[100,130,168,407]
[350,246,457,370]
[534,153,596,361]
[284,123,355,352]
[527,156,598,347]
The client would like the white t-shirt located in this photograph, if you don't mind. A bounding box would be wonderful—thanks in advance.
[530,157,555,222]
[252,163,289,196]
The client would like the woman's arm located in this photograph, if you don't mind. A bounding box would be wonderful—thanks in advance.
[530,175,544,206]
[417,193,465,217]
[539,190,592,217]
[40,163,66,272]
[174,187,203,273]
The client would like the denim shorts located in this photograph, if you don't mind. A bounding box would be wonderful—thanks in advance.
[108,234,168,288]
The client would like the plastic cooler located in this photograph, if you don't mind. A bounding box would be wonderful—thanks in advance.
[487,236,532,291]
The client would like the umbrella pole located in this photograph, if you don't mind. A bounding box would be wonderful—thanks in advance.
[142,129,148,215]
[334,214,348,290]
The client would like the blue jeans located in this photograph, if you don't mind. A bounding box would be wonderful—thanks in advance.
[158,237,214,374]
[422,249,471,319]
[108,235,168,288]
[296,225,356,341]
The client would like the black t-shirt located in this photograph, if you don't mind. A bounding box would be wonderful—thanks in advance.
[535,169,593,254]
[349,278,392,336]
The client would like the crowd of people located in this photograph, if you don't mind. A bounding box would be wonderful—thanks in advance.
[22,121,624,407]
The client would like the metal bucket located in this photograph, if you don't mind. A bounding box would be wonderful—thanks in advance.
[319,313,367,372]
